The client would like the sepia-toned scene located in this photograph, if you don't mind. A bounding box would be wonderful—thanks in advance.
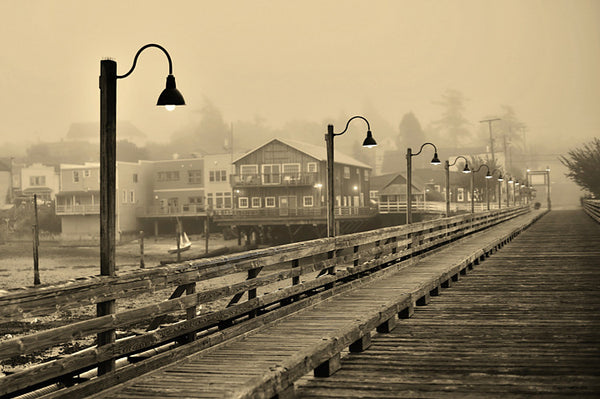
[1,1,599,398]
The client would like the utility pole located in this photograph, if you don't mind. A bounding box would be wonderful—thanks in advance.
[480,118,501,166]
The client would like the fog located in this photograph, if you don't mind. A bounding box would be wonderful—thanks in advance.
[1,0,599,160]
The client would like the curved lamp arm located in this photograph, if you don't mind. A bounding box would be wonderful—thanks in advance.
[412,142,438,157]
[448,155,469,167]
[117,43,173,79]
[472,164,490,174]
[333,115,371,136]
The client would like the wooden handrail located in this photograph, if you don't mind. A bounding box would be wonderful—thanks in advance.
[0,206,529,398]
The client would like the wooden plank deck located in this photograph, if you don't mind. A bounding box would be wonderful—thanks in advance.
[80,210,546,399]
[296,210,600,398]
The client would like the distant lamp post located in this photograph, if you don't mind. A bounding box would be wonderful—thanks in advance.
[326,116,376,237]
[444,155,470,217]
[98,43,185,374]
[546,166,551,210]
[507,176,514,207]
[406,142,440,224]
[470,164,491,212]
[491,169,503,209]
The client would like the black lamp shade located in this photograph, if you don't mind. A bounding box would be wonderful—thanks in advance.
[498,174,504,182]
[362,131,377,148]
[431,152,441,165]
[485,172,492,179]
[157,75,186,107]
[462,164,471,173]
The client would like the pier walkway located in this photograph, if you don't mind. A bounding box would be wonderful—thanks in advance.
[296,210,600,398]
[91,210,552,398]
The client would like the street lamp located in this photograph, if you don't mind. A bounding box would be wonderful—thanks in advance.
[490,169,503,209]
[471,164,491,212]
[444,156,470,217]
[406,143,440,224]
[507,176,514,207]
[326,116,376,237]
[99,43,185,374]
[546,166,552,210]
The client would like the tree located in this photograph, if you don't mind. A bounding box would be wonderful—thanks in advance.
[560,138,600,197]
[430,89,472,147]
[396,112,426,153]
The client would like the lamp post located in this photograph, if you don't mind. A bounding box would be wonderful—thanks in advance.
[406,143,440,224]
[326,116,376,237]
[444,156,470,217]
[507,176,514,207]
[480,118,501,166]
[471,164,491,212]
[546,166,552,210]
[490,169,503,210]
[98,43,185,374]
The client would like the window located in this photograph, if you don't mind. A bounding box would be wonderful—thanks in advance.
[239,197,249,208]
[265,197,276,207]
[216,192,224,208]
[129,190,135,203]
[434,184,440,192]
[133,174,138,183]
[240,165,258,175]
[188,170,203,184]
[209,170,228,182]
[84,170,91,178]
[262,164,281,184]
[122,189,127,203]
[224,193,232,208]
[457,188,465,202]
[307,162,317,173]
[364,170,369,181]
[157,171,180,181]
[343,166,350,179]
[189,196,203,204]
[303,196,313,207]
[370,190,378,200]
[73,171,80,183]
[206,193,213,207]
[251,197,261,208]
[29,176,46,186]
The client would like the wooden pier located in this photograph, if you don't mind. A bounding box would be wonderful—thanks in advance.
[3,206,599,398]
[296,210,600,398]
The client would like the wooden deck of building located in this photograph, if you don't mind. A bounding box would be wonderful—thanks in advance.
[89,209,551,399]
[296,210,600,398]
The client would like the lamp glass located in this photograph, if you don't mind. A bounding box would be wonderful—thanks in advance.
[362,131,377,148]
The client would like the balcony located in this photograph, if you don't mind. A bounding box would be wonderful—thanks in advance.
[213,206,377,220]
[231,172,319,187]
[136,204,209,218]
[56,204,100,215]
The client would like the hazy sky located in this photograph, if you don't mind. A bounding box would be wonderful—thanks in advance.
[1,0,599,151]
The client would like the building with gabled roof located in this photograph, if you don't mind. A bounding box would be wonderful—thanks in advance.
[221,137,376,241]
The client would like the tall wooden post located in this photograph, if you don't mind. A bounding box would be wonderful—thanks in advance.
[139,230,145,268]
[326,125,335,237]
[546,169,552,210]
[176,222,182,263]
[445,161,450,217]
[205,217,209,255]
[498,180,502,209]
[98,58,117,375]
[33,194,40,285]
[406,148,412,224]
[470,172,475,214]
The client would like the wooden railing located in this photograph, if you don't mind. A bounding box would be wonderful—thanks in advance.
[0,206,529,398]
[582,198,600,223]
[55,204,100,215]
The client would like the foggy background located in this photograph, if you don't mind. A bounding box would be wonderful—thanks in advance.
[1,0,598,206]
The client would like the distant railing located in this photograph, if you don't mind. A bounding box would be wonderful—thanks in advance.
[55,204,100,215]
[0,206,530,398]
[137,204,208,217]
[582,198,600,223]
[378,201,502,214]
[213,206,376,219]
[231,172,320,187]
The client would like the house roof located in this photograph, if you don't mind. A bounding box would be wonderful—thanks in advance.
[370,172,424,194]
[233,138,372,169]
